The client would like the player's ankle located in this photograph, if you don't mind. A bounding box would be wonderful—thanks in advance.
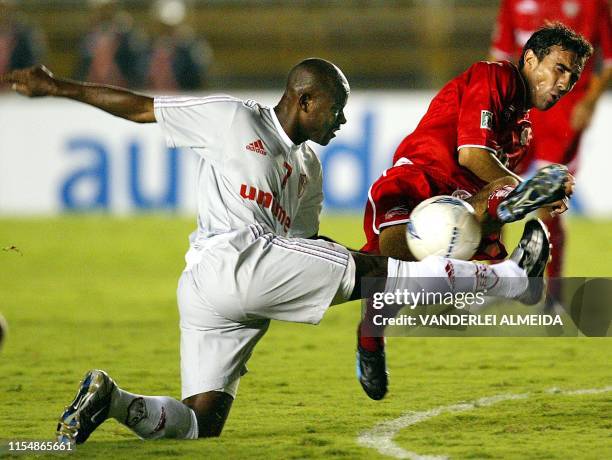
[487,184,515,220]
[358,323,385,352]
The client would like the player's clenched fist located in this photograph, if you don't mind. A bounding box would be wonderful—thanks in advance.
[0,65,58,98]
[544,168,575,216]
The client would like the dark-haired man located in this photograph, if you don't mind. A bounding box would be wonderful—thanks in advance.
[3,58,552,442]
[358,24,593,400]
[490,0,612,306]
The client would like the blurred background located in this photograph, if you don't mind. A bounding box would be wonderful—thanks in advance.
[0,0,610,218]
[1,0,509,90]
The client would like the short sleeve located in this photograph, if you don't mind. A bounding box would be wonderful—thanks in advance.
[154,95,239,149]
[457,62,511,154]
[490,0,516,60]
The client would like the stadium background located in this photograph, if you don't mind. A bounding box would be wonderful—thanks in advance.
[1,1,611,458]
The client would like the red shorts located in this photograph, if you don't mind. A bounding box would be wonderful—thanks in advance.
[362,163,507,260]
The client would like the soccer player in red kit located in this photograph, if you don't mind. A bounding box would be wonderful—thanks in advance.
[490,0,612,305]
[357,24,593,401]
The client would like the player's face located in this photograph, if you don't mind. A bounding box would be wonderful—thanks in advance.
[523,46,582,111]
[303,84,349,146]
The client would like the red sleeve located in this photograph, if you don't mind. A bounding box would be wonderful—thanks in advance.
[456,62,511,154]
[490,0,516,60]
[597,0,612,68]
[367,163,433,234]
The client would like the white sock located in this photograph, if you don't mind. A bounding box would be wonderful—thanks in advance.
[109,388,198,439]
[387,256,527,300]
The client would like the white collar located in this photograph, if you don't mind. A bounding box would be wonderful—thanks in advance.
[270,106,297,148]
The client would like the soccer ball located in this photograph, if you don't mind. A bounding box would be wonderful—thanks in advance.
[405,195,482,260]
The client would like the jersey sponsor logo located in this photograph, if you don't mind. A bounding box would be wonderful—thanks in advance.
[240,184,292,232]
[246,139,266,155]
[480,110,493,130]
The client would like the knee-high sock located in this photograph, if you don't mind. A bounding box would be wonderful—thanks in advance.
[108,388,198,439]
[543,214,564,299]
[387,255,527,300]
[359,255,527,348]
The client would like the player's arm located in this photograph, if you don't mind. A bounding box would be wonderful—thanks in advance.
[458,146,522,183]
[0,65,155,123]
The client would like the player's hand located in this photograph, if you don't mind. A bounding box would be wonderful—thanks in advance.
[542,171,575,216]
[0,65,58,98]
[543,197,569,216]
[570,98,595,131]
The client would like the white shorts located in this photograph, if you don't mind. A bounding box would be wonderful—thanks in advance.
[178,223,355,400]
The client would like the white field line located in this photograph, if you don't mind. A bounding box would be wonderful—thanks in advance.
[356,386,612,460]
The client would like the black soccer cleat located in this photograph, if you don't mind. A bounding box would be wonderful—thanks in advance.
[57,369,116,445]
[356,327,388,401]
[497,164,571,223]
[510,219,551,305]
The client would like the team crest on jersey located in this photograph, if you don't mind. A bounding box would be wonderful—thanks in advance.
[480,110,493,130]
[520,126,532,146]
[298,173,308,198]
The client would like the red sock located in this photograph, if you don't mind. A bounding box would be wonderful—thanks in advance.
[487,185,515,220]
[544,213,565,300]
[358,298,385,352]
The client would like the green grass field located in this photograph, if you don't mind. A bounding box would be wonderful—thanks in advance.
[0,215,610,459]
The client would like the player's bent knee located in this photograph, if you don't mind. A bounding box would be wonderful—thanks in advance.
[183,390,234,438]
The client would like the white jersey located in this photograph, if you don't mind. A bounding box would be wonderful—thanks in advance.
[154,95,324,254]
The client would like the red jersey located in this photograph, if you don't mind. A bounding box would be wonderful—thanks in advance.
[491,0,612,93]
[362,60,530,254]
[490,0,612,165]
[391,60,530,193]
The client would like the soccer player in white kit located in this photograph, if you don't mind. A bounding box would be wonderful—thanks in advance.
[2,60,551,443]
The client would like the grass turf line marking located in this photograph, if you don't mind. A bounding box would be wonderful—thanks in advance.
[356,386,612,460]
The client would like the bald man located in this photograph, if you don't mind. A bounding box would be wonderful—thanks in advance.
[2,61,552,442]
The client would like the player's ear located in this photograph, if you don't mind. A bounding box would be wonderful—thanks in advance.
[298,93,312,113]
[523,49,538,69]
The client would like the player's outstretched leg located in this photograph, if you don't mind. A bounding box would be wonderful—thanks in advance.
[496,164,571,223]
[355,219,550,400]
[57,370,199,444]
